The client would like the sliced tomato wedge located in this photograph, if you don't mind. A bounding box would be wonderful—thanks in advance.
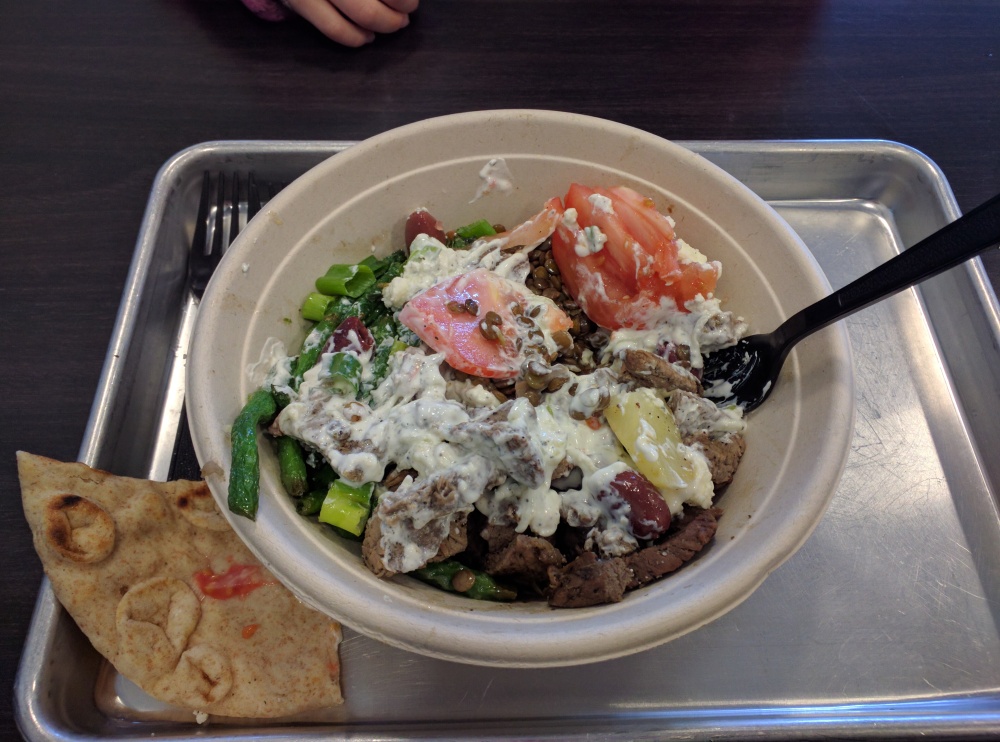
[550,184,720,329]
[400,268,570,378]
[491,202,562,250]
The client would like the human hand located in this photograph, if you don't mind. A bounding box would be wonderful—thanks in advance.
[282,0,417,47]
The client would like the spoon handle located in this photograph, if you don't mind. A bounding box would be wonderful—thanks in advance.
[775,191,1000,351]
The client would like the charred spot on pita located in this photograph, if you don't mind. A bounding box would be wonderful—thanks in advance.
[43,493,116,564]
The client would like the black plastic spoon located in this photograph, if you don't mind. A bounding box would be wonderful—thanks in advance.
[702,191,1000,411]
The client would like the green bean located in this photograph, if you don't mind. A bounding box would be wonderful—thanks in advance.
[228,388,278,520]
[276,436,308,497]
[412,560,517,601]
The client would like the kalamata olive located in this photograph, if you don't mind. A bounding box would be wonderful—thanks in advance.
[328,316,374,353]
[605,470,672,540]
[404,209,446,249]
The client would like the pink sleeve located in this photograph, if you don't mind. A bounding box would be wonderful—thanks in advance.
[239,0,291,22]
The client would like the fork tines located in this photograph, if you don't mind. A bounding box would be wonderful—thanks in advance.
[188,171,286,299]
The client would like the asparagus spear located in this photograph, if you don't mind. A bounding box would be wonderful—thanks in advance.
[228,388,278,520]
[276,436,308,497]
[413,560,517,602]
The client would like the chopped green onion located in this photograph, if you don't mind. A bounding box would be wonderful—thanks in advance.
[301,292,337,322]
[315,264,377,298]
[318,480,375,536]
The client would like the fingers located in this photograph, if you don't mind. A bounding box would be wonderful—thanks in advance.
[283,0,414,47]
[330,0,412,34]
[379,0,419,13]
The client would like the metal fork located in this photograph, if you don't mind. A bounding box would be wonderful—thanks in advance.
[168,171,286,481]
[188,171,286,298]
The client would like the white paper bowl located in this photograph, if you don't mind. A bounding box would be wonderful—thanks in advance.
[187,110,854,667]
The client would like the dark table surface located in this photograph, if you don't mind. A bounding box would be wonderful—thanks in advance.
[2,0,999,737]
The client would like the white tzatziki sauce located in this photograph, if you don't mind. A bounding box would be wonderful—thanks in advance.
[246,190,750,587]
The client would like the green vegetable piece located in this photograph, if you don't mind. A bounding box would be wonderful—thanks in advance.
[291,316,336,389]
[297,488,327,516]
[412,560,517,602]
[315,264,376,298]
[292,299,366,390]
[358,254,385,273]
[367,338,409,394]
[276,436,308,497]
[378,259,405,284]
[325,352,362,397]
[309,462,338,491]
[368,315,396,346]
[456,219,497,240]
[227,389,278,520]
[447,219,498,249]
[318,480,375,537]
[325,295,360,323]
[356,291,391,325]
[300,292,337,322]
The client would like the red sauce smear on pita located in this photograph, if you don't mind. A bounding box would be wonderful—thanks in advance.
[242,623,260,639]
[195,564,274,599]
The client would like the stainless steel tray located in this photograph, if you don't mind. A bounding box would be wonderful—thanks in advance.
[15,140,1000,740]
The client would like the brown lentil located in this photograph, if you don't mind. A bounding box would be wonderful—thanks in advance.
[546,377,567,393]
[552,330,573,349]
[451,569,477,593]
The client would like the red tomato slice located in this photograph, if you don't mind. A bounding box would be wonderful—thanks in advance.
[551,184,720,329]
[398,269,525,378]
[549,196,636,330]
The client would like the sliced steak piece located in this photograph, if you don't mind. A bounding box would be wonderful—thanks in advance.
[625,507,722,589]
[447,400,545,487]
[620,349,702,395]
[361,511,390,578]
[363,510,466,578]
[366,457,497,577]
[480,522,517,552]
[382,467,418,492]
[428,515,469,564]
[485,534,566,588]
[551,457,576,481]
[685,432,746,487]
[547,552,632,608]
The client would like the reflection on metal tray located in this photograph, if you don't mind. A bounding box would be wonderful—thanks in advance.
[15,140,1000,740]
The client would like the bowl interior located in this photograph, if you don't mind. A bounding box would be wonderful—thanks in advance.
[187,110,854,667]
